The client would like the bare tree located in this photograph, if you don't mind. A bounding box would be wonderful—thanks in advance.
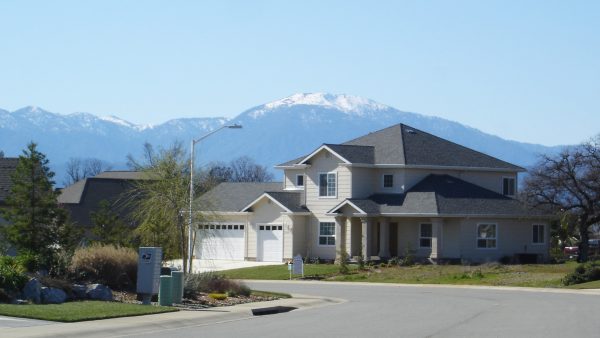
[229,156,274,182]
[64,157,113,186]
[523,136,600,262]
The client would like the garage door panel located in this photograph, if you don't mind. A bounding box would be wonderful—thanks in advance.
[258,224,283,262]
[196,225,245,260]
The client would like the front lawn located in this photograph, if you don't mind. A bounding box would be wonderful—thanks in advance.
[0,301,177,322]
[223,262,587,288]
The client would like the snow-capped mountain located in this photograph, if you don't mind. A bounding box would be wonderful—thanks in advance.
[0,93,564,185]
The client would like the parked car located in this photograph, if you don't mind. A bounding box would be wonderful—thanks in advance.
[564,246,579,258]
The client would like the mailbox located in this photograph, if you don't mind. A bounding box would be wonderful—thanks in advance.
[136,247,162,304]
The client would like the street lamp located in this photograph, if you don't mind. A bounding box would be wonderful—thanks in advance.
[188,123,242,273]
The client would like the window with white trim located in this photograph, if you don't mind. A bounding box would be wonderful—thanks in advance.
[383,174,394,188]
[296,175,304,187]
[319,172,336,197]
[532,224,545,244]
[319,222,335,246]
[419,223,432,248]
[503,177,516,196]
[477,223,497,249]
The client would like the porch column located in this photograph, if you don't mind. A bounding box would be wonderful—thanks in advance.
[345,217,352,257]
[378,217,390,258]
[335,216,346,262]
[361,217,370,261]
[430,218,444,259]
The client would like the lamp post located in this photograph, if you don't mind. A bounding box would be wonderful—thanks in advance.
[188,123,242,273]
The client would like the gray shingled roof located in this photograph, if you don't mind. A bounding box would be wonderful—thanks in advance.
[332,174,547,217]
[263,191,308,213]
[0,158,19,204]
[194,182,283,212]
[277,124,523,171]
[58,171,148,204]
[95,171,151,180]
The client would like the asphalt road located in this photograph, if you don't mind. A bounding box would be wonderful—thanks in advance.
[119,281,600,338]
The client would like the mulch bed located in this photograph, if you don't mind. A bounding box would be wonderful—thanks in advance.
[113,291,281,310]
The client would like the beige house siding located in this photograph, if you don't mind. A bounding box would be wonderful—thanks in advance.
[290,215,308,258]
[403,168,517,195]
[350,167,374,198]
[441,219,461,258]
[283,169,304,191]
[247,198,286,260]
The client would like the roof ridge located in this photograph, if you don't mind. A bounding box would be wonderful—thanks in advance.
[341,123,405,145]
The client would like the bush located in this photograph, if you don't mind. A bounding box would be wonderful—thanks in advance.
[208,293,227,300]
[184,272,249,298]
[15,251,41,272]
[563,261,600,286]
[69,244,138,290]
[0,256,28,292]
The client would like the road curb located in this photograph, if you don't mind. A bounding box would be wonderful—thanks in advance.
[243,279,600,296]
[3,295,342,338]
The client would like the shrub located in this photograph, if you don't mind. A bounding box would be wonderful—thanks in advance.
[387,257,400,267]
[563,261,600,286]
[69,244,138,290]
[338,251,350,274]
[0,256,28,292]
[184,272,249,298]
[208,293,227,300]
[15,251,41,272]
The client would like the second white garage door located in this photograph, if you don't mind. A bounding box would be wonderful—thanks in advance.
[257,224,283,262]
[196,224,245,260]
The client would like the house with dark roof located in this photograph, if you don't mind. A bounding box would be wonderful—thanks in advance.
[0,158,20,226]
[194,124,551,263]
[58,171,149,230]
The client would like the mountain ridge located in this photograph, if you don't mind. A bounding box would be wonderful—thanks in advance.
[0,93,567,184]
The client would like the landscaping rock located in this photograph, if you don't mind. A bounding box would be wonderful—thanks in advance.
[71,284,87,300]
[22,278,42,304]
[86,284,113,301]
[41,287,67,304]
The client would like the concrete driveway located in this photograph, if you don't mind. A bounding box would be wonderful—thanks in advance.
[166,259,282,273]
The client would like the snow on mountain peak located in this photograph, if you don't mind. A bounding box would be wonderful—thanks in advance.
[250,93,390,119]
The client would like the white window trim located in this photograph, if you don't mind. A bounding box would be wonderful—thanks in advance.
[317,221,336,247]
[296,174,304,187]
[532,224,546,245]
[418,223,433,249]
[476,223,498,250]
[382,173,394,189]
[502,176,516,197]
[318,171,337,199]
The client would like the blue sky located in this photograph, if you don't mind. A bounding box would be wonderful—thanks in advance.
[1,1,598,146]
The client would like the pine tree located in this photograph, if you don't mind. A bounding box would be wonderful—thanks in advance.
[1,142,80,267]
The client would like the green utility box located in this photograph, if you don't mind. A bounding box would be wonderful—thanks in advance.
[158,275,173,306]
[171,271,184,304]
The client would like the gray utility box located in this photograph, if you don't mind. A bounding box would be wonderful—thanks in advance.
[136,247,162,296]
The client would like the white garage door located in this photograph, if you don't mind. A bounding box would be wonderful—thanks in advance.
[257,224,283,262]
[196,224,245,260]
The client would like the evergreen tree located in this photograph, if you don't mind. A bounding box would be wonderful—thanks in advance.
[90,200,134,247]
[1,142,81,268]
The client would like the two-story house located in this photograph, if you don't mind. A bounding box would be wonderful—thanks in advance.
[194,124,550,263]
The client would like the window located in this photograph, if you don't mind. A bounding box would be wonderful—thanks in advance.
[319,172,337,197]
[477,223,497,249]
[503,177,516,196]
[296,175,304,187]
[383,174,394,188]
[532,224,545,244]
[419,223,432,248]
[319,222,335,246]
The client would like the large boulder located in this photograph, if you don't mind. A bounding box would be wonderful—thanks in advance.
[41,287,67,304]
[86,284,113,301]
[71,284,87,300]
[22,278,42,304]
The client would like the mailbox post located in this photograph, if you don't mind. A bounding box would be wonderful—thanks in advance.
[136,247,162,305]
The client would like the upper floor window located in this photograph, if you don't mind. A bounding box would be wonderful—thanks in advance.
[477,223,497,249]
[503,177,516,196]
[419,223,432,248]
[319,172,337,197]
[296,174,304,187]
[532,224,545,244]
[383,174,394,188]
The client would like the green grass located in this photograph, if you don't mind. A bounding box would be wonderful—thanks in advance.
[223,261,591,288]
[223,263,352,280]
[0,301,178,322]
[251,290,292,298]
[565,280,600,289]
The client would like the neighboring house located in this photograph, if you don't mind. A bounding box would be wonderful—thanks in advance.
[58,171,147,230]
[194,124,551,263]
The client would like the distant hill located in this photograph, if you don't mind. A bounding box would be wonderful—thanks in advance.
[0,93,565,185]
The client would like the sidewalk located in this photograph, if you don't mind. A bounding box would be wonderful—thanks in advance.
[166,259,282,273]
[3,294,342,338]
